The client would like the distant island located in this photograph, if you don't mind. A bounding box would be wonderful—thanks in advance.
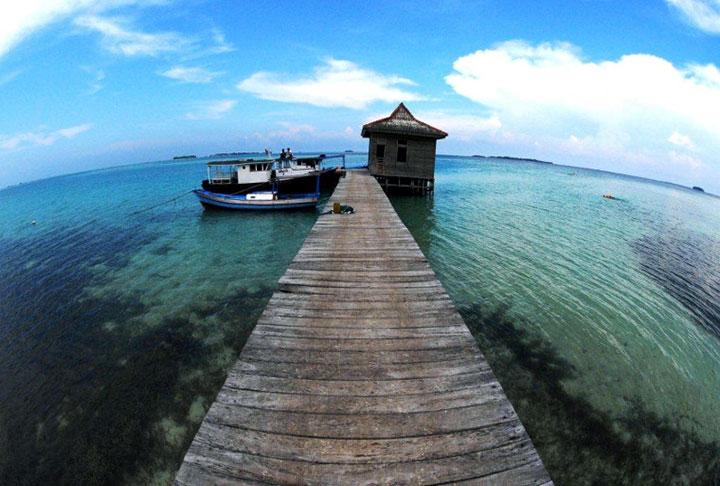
[692,186,705,192]
[173,155,196,160]
[210,152,257,157]
[472,155,553,165]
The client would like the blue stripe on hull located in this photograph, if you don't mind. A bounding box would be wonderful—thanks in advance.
[194,190,317,211]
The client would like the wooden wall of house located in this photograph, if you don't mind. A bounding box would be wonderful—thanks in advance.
[367,135,437,180]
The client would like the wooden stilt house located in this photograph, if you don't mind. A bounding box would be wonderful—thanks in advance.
[361,103,447,193]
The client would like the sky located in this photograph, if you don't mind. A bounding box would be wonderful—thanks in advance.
[2,0,720,192]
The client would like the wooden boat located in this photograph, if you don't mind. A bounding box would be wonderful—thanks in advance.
[193,189,319,210]
[201,154,344,195]
[195,170,322,211]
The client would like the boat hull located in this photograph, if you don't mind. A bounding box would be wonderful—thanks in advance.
[194,190,318,211]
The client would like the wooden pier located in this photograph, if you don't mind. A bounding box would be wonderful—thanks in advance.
[175,170,552,485]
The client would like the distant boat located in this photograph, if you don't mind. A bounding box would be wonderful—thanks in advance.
[173,154,196,160]
[692,186,705,192]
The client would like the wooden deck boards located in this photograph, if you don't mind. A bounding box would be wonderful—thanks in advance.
[175,170,552,486]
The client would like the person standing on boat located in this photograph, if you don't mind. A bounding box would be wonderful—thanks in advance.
[287,147,293,161]
[280,149,286,161]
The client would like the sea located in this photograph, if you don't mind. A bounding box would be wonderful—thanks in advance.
[0,154,718,485]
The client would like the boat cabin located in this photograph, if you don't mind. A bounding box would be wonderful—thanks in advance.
[206,160,273,185]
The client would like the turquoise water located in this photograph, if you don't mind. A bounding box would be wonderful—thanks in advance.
[0,154,718,484]
[0,156,345,485]
[392,157,720,484]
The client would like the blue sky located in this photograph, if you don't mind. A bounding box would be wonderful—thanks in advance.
[2,0,720,192]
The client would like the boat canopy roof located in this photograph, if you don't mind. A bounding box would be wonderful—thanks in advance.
[206,159,269,166]
[205,155,329,167]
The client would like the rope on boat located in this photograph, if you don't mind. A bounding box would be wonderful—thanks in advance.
[129,190,195,215]
[129,181,272,216]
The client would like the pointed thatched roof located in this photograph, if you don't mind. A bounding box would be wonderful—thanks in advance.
[361,103,447,140]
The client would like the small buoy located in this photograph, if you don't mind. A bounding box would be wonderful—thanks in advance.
[31,220,37,225]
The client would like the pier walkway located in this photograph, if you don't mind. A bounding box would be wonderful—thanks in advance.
[175,170,552,485]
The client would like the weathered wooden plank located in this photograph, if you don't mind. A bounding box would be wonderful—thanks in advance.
[193,420,529,464]
[446,459,552,485]
[255,314,467,329]
[252,323,469,339]
[244,334,477,353]
[214,382,507,415]
[238,345,483,366]
[265,295,455,309]
[205,401,520,439]
[180,439,539,485]
[260,307,460,319]
[276,285,451,297]
[278,277,443,288]
[233,356,487,380]
[224,370,495,396]
[269,291,453,303]
[174,170,552,486]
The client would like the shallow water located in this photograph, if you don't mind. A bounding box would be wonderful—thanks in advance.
[0,154,718,485]
[391,156,720,484]
[0,155,350,485]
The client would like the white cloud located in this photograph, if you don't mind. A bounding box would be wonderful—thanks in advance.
[75,15,189,56]
[81,66,105,94]
[414,111,502,142]
[668,131,695,150]
[0,1,235,62]
[185,99,236,120]
[237,59,422,109]
[0,0,161,60]
[667,0,720,33]
[668,150,703,169]
[0,123,92,150]
[251,122,357,145]
[445,40,720,178]
[160,65,222,83]
[209,28,233,54]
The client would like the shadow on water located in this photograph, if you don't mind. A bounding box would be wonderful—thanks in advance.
[632,231,720,340]
[458,302,719,486]
[0,221,274,485]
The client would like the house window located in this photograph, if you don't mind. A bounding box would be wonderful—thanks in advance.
[376,143,385,159]
[397,139,407,162]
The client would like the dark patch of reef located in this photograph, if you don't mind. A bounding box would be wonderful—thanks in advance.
[0,219,274,485]
[458,302,719,486]
[632,231,720,340]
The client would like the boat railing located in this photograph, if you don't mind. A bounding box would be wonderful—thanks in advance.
[318,153,345,168]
